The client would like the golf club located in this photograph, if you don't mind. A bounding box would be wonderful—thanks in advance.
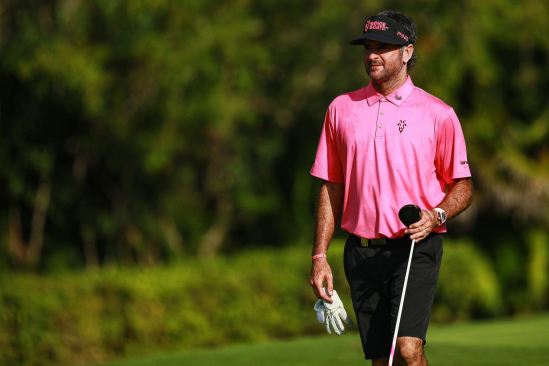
[388,204,422,366]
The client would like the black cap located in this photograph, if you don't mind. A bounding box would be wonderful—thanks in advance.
[350,15,412,46]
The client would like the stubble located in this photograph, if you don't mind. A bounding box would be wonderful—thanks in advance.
[366,47,406,84]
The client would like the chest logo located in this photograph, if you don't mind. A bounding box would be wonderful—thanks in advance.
[398,120,407,133]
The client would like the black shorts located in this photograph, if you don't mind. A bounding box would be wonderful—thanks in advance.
[343,233,443,360]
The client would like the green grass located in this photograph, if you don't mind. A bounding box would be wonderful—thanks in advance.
[97,314,549,366]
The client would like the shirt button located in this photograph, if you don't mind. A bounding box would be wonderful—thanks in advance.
[382,97,386,101]
[380,111,384,115]
[379,124,382,127]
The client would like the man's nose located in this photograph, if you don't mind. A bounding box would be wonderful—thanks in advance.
[366,50,380,60]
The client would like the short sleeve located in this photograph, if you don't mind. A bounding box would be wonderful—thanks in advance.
[435,108,472,183]
[310,108,344,183]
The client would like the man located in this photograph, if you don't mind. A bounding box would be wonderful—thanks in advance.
[309,10,473,366]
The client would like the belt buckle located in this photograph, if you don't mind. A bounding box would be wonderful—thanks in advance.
[361,237,386,246]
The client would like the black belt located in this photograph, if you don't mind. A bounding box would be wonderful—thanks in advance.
[355,233,437,247]
[360,237,387,246]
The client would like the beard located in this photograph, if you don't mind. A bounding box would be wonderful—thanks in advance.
[365,48,406,83]
[366,60,406,83]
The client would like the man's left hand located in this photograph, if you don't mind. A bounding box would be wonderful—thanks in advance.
[405,209,437,243]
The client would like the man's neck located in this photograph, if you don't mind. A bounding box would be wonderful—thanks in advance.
[372,72,408,96]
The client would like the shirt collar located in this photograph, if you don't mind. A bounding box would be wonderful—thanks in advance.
[365,75,416,107]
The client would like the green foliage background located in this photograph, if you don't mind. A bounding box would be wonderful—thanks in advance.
[1,0,549,364]
[0,239,504,366]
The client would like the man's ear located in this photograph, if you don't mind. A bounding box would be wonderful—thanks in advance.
[403,45,414,63]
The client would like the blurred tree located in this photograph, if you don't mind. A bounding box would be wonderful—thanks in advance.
[0,0,548,317]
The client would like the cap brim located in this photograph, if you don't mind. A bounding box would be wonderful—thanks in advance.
[350,33,409,46]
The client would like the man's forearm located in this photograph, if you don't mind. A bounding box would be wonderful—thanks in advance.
[313,181,345,255]
[406,177,474,241]
[436,177,474,221]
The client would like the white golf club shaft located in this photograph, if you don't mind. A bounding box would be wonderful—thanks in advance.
[388,238,416,366]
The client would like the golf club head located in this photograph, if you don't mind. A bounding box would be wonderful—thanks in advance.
[399,204,422,227]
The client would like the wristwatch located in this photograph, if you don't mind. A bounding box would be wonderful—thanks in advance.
[433,208,447,226]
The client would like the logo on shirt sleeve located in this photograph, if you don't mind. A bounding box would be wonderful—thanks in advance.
[398,120,406,133]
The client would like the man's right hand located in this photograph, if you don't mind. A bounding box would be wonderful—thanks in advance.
[310,258,334,303]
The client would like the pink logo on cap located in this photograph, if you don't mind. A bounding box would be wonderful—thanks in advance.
[397,31,409,41]
[365,19,389,32]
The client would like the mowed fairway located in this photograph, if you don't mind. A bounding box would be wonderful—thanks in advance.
[99,314,549,366]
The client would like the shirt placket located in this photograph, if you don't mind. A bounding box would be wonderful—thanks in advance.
[374,97,387,139]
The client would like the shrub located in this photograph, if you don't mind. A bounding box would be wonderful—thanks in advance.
[0,238,505,365]
[432,238,502,322]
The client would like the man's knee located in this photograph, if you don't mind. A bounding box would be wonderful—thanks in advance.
[371,356,389,366]
[395,337,425,365]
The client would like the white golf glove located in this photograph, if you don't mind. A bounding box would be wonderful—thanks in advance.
[314,287,353,335]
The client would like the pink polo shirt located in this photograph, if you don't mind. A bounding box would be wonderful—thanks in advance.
[310,76,471,239]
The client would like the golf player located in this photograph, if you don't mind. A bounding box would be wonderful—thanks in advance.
[309,10,474,366]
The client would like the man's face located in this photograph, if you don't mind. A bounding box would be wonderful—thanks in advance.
[363,40,408,83]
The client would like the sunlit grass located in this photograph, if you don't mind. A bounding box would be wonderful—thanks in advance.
[97,313,549,366]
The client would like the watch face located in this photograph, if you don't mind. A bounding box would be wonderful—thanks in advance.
[440,211,447,223]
